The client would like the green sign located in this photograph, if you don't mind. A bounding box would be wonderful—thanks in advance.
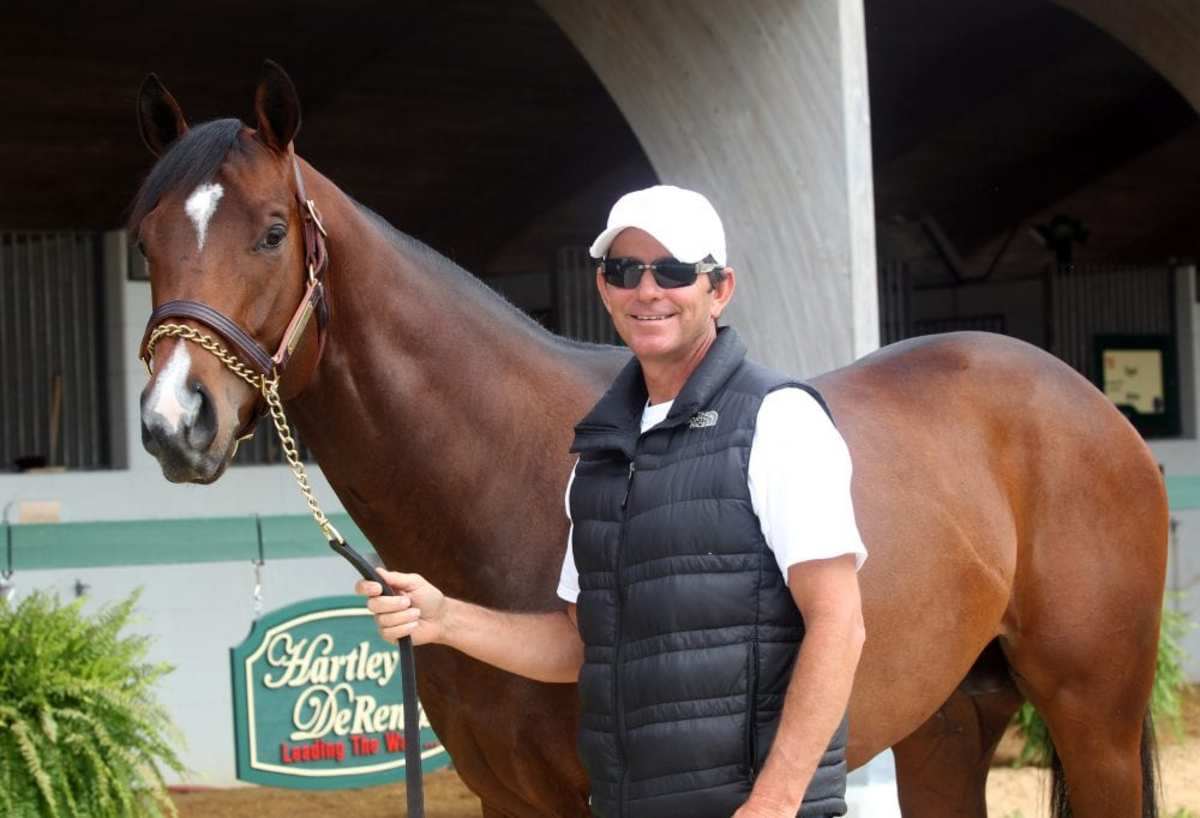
[230,595,450,789]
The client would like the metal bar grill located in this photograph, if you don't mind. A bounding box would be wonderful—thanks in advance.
[877,261,910,345]
[0,231,108,471]
[1050,263,1173,381]
[878,259,1174,384]
[555,245,619,345]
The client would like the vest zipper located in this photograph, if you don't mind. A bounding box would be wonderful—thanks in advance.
[746,639,760,778]
[615,459,635,816]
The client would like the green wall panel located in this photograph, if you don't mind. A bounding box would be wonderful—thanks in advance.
[6,475,1200,572]
[5,513,373,570]
[1166,476,1200,512]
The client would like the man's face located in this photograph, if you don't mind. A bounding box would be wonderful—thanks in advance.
[596,228,734,369]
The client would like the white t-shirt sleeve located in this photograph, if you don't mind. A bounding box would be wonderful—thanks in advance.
[748,388,868,581]
[556,463,580,603]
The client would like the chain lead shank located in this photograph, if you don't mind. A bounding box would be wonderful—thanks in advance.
[145,323,342,543]
[144,322,424,817]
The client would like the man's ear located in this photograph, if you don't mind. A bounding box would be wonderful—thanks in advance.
[595,268,615,316]
[710,267,736,318]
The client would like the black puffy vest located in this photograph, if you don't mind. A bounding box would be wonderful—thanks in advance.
[569,328,848,818]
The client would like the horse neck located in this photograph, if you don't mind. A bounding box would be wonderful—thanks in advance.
[285,170,624,597]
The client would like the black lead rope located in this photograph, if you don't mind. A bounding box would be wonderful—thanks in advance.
[329,537,424,818]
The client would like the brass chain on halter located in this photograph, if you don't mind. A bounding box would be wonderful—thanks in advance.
[144,322,344,544]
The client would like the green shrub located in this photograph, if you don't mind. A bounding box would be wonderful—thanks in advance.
[0,590,185,817]
[1011,602,1192,767]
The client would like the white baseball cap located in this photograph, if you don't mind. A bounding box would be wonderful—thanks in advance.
[589,185,727,265]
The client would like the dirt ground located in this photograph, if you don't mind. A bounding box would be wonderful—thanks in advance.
[172,686,1200,818]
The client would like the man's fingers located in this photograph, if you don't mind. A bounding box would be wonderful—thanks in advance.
[378,612,423,643]
[374,569,425,593]
[355,579,382,597]
[356,570,425,597]
[366,595,411,614]
[376,608,421,629]
[360,569,432,645]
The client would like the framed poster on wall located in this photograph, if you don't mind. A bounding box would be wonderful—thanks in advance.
[1093,334,1180,438]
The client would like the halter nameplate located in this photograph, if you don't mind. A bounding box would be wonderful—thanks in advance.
[275,279,323,368]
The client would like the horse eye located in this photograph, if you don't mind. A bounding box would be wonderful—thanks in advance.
[261,224,287,250]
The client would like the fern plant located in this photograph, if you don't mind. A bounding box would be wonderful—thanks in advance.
[1011,601,1193,767]
[0,590,185,817]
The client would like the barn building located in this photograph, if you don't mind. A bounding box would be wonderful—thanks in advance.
[1,0,1197,794]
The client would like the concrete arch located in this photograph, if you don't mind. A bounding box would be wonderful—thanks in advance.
[1054,0,1200,114]
[539,0,879,377]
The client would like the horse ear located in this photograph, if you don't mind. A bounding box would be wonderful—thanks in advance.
[254,60,302,152]
[137,73,189,157]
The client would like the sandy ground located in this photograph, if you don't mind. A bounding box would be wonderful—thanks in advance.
[171,687,1200,818]
[170,771,480,818]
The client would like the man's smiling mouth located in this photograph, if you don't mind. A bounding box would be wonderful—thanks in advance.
[632,314,674,321]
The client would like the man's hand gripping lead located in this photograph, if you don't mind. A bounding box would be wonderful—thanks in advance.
[356,570,447,646]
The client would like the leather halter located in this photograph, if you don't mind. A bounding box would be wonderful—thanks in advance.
[138,145,330,438]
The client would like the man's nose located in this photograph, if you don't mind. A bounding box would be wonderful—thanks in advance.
[634,266,663,297]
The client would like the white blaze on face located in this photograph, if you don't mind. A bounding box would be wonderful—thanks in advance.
[184,182,224,252]
[147,344,201,433]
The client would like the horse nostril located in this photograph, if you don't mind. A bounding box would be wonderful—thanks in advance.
[186,381,218,451]
[141,414,162,455]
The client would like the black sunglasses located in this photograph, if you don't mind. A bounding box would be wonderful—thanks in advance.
[600,256,723,289]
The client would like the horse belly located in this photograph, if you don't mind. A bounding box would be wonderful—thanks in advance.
[416,646,588,816]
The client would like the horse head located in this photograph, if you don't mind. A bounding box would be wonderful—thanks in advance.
[131,62,323,483]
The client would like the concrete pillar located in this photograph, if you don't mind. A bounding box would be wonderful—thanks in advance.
[539,0,878,377]
[1054,1,1200,114]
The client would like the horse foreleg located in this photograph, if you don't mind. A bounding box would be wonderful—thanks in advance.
[892,642,1023,818]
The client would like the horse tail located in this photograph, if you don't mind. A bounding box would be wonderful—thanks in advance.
[1049,741,1070,818]
[1046,710,1159,818]
[1139,711,1161,818]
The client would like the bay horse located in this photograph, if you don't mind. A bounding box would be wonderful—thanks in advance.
[131,63,1166,818]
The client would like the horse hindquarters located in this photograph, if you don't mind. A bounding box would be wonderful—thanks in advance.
[813,334,1166,817]
[998,371,1166,818]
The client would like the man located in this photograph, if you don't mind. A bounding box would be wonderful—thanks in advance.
[358,185,867,818]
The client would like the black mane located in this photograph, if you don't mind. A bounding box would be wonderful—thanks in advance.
[127,118,243,232]
[125,118,620,358]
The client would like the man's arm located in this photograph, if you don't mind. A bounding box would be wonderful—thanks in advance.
[734,554,865,817]
[357,571,584,684]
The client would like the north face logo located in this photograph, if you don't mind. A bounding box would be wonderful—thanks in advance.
[688,410,719,429]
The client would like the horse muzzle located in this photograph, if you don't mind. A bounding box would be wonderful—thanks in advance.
[140,377,228,483]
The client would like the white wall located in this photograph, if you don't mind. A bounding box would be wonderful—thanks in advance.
[10,556,358,787]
